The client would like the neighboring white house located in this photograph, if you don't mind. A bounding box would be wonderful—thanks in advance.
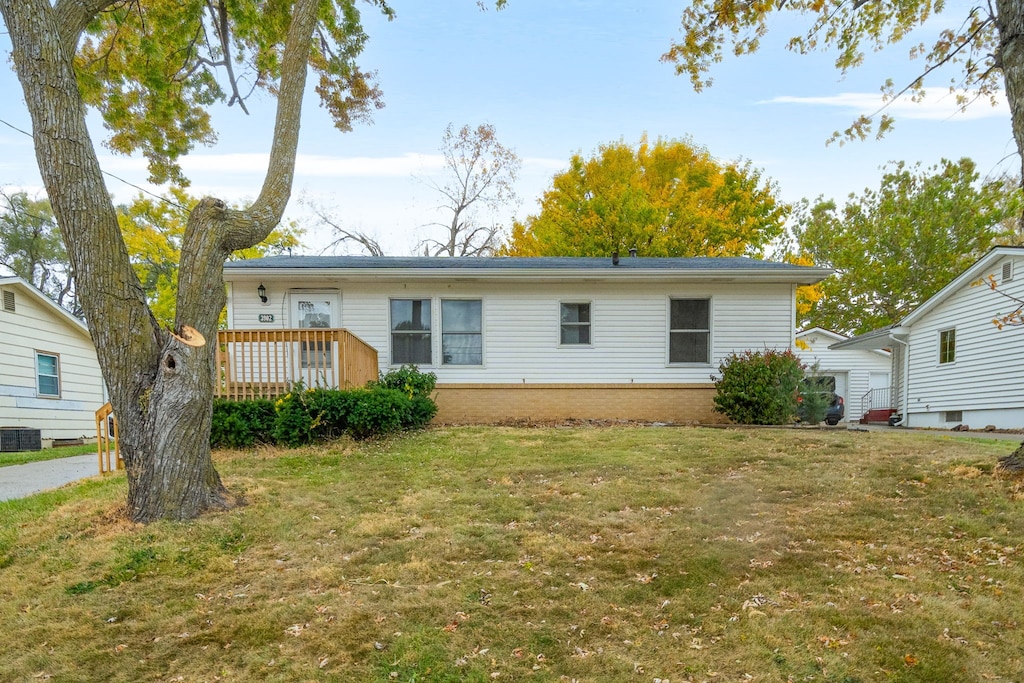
[0,277,106,445]
[830,246,1024,429]
[221,255,832,424]
[794,327,891,423]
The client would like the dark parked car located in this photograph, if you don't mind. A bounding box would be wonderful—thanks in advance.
[824,394,845,426]
[797,391,845,425]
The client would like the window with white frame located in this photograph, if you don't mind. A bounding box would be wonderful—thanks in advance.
[390,299,432,365]
[36,352,60,397]
[669,298,710,364]
[939,328,956,364]
[442,299,482,365]
[559,302,591,345]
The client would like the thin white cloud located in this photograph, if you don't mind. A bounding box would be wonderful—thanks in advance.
[762,87,1008,121]
[96,152,450,178]
[101,151,568,179]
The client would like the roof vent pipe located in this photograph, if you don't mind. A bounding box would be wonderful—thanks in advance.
[629,248,637,257]
[612,251,620,266]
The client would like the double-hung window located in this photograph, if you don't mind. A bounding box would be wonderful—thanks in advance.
[939,328,956,365]
[560,302,591,345]
[390,299,432,365]
[36,352,60,397]
[669,298,710,364]
[442,299,482,365]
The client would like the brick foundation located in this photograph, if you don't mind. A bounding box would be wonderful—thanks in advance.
[432,383,723,424]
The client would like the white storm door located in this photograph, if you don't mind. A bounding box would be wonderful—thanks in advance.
[288,293,339,388]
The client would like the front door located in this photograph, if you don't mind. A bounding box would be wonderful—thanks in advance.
[289,293,339,388]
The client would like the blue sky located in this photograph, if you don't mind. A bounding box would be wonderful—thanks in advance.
[0,1,1015,256]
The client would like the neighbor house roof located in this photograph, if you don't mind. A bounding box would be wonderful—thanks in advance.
[0,276,91,340]
[224,255,832,285]
[828,324,902,352]
[828,245,1024,351]
[897,245,1024,328]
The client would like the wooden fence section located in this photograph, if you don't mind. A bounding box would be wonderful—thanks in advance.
[95,402,122,474]
[215,329,379,400]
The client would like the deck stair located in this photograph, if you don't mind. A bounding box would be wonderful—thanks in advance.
[860,408,897,425]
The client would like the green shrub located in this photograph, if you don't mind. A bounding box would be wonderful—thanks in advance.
[713,349,804,425]
[305,388,356,440]
[797,373,831,425]
[210,398,276,449]
[347,387,412,440]
[269,373,438,445]
[373,364,437,399]
[407,395,438,428]
[272,384,320,447]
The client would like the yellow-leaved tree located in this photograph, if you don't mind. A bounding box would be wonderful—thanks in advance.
[502,136,787,257]
[118,189,303,326]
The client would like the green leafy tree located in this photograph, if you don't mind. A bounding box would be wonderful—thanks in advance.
[0,0,389,522]
[503,136,787,257]
[119,189,303,326]
[793,158,1022,335]
[0,190,77,312]
[661,0,1024,185]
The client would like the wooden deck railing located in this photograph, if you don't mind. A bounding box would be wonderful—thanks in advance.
[95,402,121,474]
[215,328,379,400]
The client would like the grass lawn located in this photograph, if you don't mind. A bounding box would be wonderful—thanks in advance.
[1,425,1022,682]
[0,442,98,467]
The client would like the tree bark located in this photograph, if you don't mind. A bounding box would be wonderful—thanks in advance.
[996,0,1024,188]
[1,0,319,522]
[998,441,1024,473]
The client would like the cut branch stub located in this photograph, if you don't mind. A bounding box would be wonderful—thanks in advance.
[171,325,206,348]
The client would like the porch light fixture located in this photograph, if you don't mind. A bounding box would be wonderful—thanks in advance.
[257,283,268,303]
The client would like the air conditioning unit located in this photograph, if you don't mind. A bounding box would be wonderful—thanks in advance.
[0,428,42,452]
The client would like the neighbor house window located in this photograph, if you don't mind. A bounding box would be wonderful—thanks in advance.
[442,299,482,365]
[669,298,710,364]
[939,328,956,364]
[36,352,60,397]
[560,302,591,345]
[390,299,432,365]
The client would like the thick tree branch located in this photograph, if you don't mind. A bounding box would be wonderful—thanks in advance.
[54,0,120,50]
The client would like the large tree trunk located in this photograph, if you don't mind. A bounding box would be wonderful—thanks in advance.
[1,0,318,522]
[996,0,1024,190]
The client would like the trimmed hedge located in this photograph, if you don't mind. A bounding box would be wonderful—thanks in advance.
[210,366,438,449]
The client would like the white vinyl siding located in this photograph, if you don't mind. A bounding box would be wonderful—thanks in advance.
[902,255,1024,428]
[0,280,106,440]
[224,278,798,385]
[794,328,891,421]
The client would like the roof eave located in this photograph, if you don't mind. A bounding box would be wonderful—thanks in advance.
[223,266,833,285]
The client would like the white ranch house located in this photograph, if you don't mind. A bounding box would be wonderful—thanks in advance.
[221,255,831,424]
[794,327,891,424]
[0,277,106,446]
[831,246,1024,429]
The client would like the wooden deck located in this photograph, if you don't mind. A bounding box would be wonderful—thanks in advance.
[215,329,379,400]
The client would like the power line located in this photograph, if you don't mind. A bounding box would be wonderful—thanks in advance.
[0,115,188,210]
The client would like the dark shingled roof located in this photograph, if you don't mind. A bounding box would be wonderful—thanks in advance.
[225,255,817,272]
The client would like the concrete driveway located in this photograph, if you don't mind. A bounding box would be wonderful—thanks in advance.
[0,454,110,502]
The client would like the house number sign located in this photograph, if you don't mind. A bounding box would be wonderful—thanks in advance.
[258,313,275,323]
